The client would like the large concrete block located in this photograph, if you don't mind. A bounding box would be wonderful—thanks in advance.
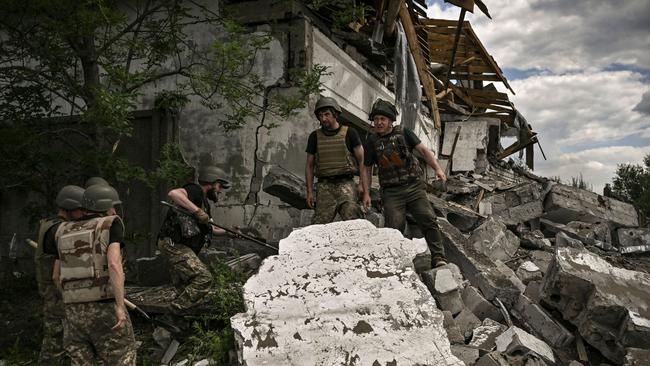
[434,269,465,315]
[483,183,544,226]
[544,183,639,228]
[512,294,574,348]
[540,232,650,364]
[454,307,482,339]
[439,219,522,308]
[468,217,520,262]
[615,227,650,254]
[541,218,615,251]
[442,310,465,344]
[495,326,555,364]
[469,318,507,350]
[461,285,503,322]
[230,220,463,365]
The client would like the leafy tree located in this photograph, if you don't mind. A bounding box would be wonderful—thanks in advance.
[612,154,650,217]
[0,0,326,217]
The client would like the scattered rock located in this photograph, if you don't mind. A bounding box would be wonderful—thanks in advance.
[615,228,650,254]
[451,344,480,365]
[495,326,555,364]
[519,230,552,250]
[468,217,520,261]
[512,294,574,348]
[442,310,465,344]
[516,261,542,285]
[461,285,503,322]
[469,318,507,350]
[454,307,482,340]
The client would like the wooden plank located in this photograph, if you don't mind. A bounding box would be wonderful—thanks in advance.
[400,3,441,129]
[450,73,503,81]
[420,18,471,27]
[466,65,495,73]
[463,24,515,94]
[465,88,509,99]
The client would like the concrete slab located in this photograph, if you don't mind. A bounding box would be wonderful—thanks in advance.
[442,310,465,344]
[615,227,650,254]
[483,183,544,226]
[495,326,555,364]
[541,218,615,251]
[468,217,520,262]
[461,285,503,322]
[512,294,574,348]
[439,219,523,308]
[544,183,639,228]
[230,220,463,365]
[469,318,507,350]
[540,232,650,364]
[454,307,482,339]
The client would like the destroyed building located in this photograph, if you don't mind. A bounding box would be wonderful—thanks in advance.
[1,0,649,365]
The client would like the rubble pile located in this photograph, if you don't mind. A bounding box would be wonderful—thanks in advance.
[249,159,650,365]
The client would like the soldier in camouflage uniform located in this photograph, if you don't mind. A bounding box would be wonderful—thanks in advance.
[44,185,136,366]
[362,99,449,267]
[305,96,369,224]
[159,166,231,313]
[35,185,85,365]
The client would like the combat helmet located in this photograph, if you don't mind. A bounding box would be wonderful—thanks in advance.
[83,185,121,212]
[84,176,109,188]
[56,185,85,210]
[314,96,342,118]
[369,99,398,121]
[198,166,231,189]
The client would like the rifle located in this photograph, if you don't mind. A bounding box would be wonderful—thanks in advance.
[160,201,279,252]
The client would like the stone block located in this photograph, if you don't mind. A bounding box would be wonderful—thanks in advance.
[451,344,480,365]
[468,217,520,262]
[261,166,308,209]
[519,230,552,250]
[136,256,171,286]
[442,311,465,344]
[541,218,615,251]
[494,260,526,293]
[512,294,574,348]
[544,183,639,228]
[566,221,612,244]
[412,238,432,273]
[624,347,650,366]
[495,326,555,364]
[516,261,542,285]
[436,289,464,316]
[483,183,544,226]
[230,220,464,365]
[428,193,482,232]
[615,228,650,254]
[469,318,507,350]
[454,307,482,339]
[439,219,523,308]
[540,232,650,364]
[529,251,553,276]
[523,281,542,303]
[461,285,503,322]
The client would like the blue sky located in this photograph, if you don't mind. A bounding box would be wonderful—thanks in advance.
[426,0,650,193]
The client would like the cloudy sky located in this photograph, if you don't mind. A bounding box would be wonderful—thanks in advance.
[426,0,650,193]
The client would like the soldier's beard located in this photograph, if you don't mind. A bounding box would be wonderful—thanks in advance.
[206,188,219,202]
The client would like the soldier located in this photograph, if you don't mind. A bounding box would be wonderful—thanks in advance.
[362,99,449,267]
[45,184,136,366]
[158,165,231,314]
[35,185,85,365]
[305,96,369,224]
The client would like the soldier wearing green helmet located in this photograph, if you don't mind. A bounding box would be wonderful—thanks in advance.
[34,184,86,365]
[363,99,449,268]
[157,164,232,314]
[43,185,136,365]
[305,96,369,224]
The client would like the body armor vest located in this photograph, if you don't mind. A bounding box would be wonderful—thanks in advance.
[315,125,357,177]
[373,126,423,187]
[55,215,121,304]
[159,183,212,253]
[35,217,63,292]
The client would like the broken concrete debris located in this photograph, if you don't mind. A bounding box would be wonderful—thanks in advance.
[468,217,520,262]
[516,261,543,285]
[261,166,308,209]
[469,318,507,350]
[540,232,650,364]
[230,220,463,365]
[615,227,650,254]
[544,183,639,228]
[496,326,555,364]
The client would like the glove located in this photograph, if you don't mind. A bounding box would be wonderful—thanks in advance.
[193,208,210,224]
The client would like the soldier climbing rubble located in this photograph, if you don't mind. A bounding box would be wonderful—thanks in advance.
[305,96,370,224]
[42,184,136,366]
[158,165,232,315]
[362,99,449,268]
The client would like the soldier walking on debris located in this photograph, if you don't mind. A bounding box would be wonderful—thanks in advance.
[44,184,136,365]
[305,96,370,224]
[34,185,84,365]
[362,99,449,267]
[158,166,231,314]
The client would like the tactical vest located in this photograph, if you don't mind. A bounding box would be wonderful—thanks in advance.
[315,125,357,177]
[55,215,121,304]
[34,217,63,293]
[159,183,212,254]
[373,126,423,187]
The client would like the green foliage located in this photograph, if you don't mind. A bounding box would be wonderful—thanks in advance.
[612,154,650,217]
[183,257,247,364]
[570,173,592,191]
[302,0,373,29]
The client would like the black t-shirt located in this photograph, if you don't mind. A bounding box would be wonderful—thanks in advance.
[364,127,421,166]
[305,126,362,155]
[42,215,125,258]
[183,183,207,209]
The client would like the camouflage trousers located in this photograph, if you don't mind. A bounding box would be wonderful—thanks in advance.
[63,301,136,366]
[39,284,66,365]
[158,237,213,313]
[312,178,363,224]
